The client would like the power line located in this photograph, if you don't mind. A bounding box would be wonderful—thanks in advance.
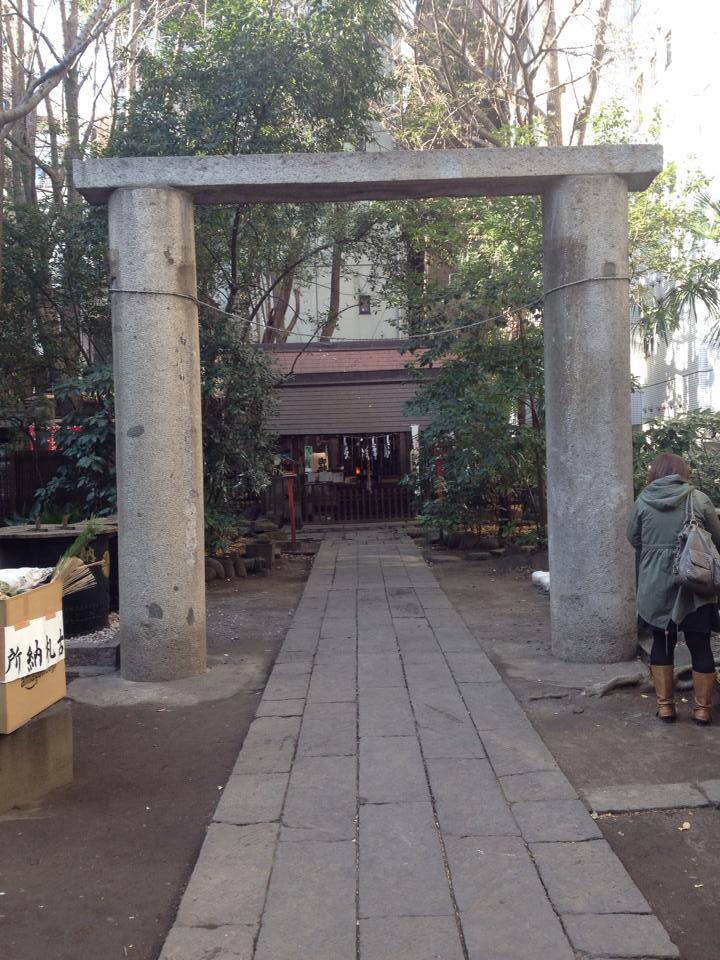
[108,275,633,345]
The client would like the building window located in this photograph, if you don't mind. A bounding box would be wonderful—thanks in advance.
[665,32,672,67]
[358,294,371,315]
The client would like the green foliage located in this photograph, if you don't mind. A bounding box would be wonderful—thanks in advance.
[632,411,720,501]
[115,0,395,157]
[200,311,279,523]
[110,0,396,328]
[5,0,396,534]
[387,103,720,535]
[373,190,546,537]
[408,316,545,535]
[0,201,110,414]
[629,165,718,350]
[34,363,116,519]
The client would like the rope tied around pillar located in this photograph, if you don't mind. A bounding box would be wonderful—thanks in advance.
[543,275,631,298]
[108,275,633,343]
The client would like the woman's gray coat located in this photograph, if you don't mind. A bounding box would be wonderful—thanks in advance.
[627,474,720,629]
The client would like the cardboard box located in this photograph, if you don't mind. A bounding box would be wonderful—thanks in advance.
[0,662,67,735]
[1,579,65,683]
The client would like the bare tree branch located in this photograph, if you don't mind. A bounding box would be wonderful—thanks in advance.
[0,0,130,137]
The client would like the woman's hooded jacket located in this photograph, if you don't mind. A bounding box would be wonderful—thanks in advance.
[627,473,720,629]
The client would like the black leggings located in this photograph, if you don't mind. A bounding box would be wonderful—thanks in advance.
[651,628,716,673]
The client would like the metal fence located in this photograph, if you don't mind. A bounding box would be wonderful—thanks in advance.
[304,482,416,524]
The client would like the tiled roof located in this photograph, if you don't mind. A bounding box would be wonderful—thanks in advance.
[266,343,436,376]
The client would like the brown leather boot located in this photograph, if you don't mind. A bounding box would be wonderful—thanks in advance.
[650,665,677,722]
[692,672,717,726]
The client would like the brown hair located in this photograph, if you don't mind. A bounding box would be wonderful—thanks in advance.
[647,453,690,483]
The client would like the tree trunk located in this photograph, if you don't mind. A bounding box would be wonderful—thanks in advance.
[320,243,342,341]
[61,0,82,203]
[543,0,564,145]
[571,0,613,145]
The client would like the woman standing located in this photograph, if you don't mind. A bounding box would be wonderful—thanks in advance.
[627,453,720,725]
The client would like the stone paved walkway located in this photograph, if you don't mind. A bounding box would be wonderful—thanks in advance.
[160,531,680,960]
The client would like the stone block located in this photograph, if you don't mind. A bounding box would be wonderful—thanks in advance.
[419,591,454,611]
[531,839,650,915]
[699,779,720,804]
[358,652,405,688]
[77,146,663,207]
[424,609,467,632]
[563,914,680,958]
[417,718,487,760]
[307,655,357,704]
[444,835,575,960]
[359,685,415,737]
[159,924,255,960]
[255,841,356,960]
[479,722,559,776]
[214,772,288,825]
[359,736,429,803]
[444,651,501,683]
[297,702,357,757]
[255,698,305,717]
[459,682,528,730]
[387,590,425,618]
[359,802,454,919]
[427,758,518,837]
[359,917,464,960]
[432,626,479,652]
[357,606,393,627]
[394,618,439,653]
[282,755,357,842]
[512,799,602,842]
[316,635,357,657]
[499,770,576,803]
[274,648,317,663]
[245,540,273,569]
[232,717,301,775]
[408,684,486,759]
[357,588,382,604]
[320,618,357,641]
[531,840,651,914]
[175,823,277,927]
[357,624,398,652]
[270,658,313,676]
[262,672,310,701]
[403,653,457,690]
[281,627,319,654]
[584,781,708,814]
[324,591,358,619]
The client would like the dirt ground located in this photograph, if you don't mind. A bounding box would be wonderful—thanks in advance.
[4,540,719,960]
[432,550,720,960]
[0,556,310,960]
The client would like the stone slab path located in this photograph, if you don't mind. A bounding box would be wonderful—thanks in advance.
[159,531,680,960]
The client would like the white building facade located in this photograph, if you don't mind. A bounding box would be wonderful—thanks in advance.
[610,0,720,424]
[285,128,403,343]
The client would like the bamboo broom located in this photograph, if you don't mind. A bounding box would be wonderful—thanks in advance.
[52,519,102,597]
[55,555,98,596]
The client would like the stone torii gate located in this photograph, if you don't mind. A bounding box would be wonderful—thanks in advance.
[74,145,663,682]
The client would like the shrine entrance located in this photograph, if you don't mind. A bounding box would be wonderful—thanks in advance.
[75,144,663,680]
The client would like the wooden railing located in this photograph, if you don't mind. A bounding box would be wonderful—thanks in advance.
[304,482,416,524]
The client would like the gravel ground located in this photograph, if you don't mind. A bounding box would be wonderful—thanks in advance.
[67,612,119,645]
